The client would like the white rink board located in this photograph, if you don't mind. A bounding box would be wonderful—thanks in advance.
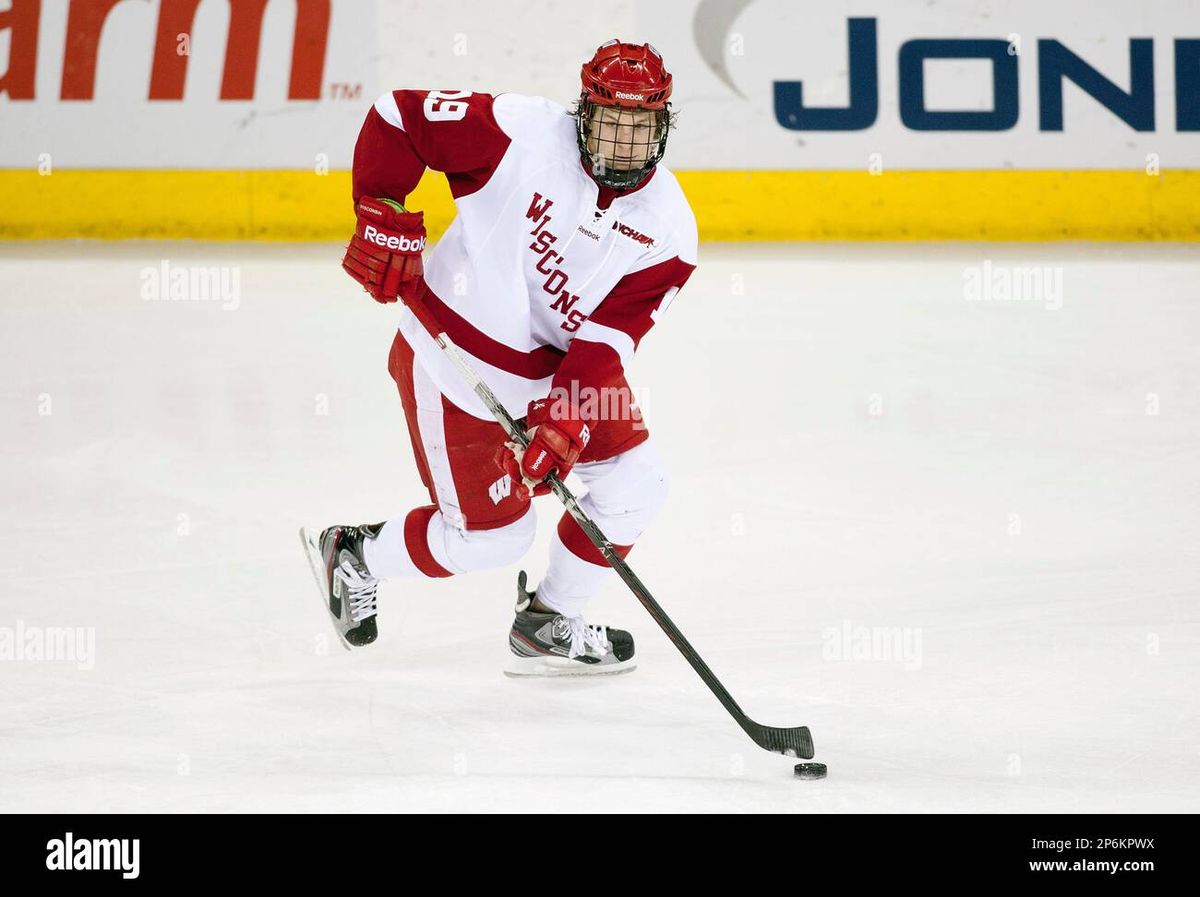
[0,0,377,168]
[646,0,1200,169]
[2,0,1198,170]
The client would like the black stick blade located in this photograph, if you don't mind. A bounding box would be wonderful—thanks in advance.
[751,724,814,759]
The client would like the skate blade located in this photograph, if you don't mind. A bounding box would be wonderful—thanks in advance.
[298,526,352,653]
[503,653,637,678]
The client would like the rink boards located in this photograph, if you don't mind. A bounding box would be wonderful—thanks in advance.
[1,0,1197,240]
[0,168,1197,241]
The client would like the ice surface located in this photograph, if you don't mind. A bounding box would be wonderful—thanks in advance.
[1,242,1196,812]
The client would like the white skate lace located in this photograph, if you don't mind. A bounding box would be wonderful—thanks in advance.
[552,615,609,660]
[335,560,378,623]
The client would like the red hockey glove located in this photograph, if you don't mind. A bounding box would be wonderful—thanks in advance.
[342,197,426,304]
[495,398,591,498]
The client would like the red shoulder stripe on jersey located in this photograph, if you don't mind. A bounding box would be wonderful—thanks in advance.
[417,283,566,380]
[352,106,429,205]
[391,90,512,200]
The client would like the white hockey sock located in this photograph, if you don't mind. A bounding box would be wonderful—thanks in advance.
[362,517,422,580]
[533,440,669,617]
[363,505,537,580]
[534,530,614,618]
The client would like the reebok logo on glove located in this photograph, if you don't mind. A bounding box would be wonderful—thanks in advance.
[363,225,426,253]
[343,197,426,304]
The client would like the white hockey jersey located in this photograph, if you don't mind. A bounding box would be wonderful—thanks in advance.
[352,89,698,422]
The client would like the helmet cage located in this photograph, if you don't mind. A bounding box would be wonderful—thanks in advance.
[574,96,674,190]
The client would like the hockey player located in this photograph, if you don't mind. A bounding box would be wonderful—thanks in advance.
[302,40,698,675]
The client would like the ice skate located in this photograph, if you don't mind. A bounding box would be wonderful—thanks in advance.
[299,523,383,648]
[505,570,636,677]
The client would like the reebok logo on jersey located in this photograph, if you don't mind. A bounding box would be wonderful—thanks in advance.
[362,225,425,253]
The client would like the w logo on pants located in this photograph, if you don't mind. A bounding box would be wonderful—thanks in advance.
[489,474,513,505]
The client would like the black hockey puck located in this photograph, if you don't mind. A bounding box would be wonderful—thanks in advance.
[793,762,827,780]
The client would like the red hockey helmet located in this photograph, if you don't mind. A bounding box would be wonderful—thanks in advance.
[575,40,675,190]
[580,39,673,109]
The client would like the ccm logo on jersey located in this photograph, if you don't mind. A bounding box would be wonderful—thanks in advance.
[612,222,655,247]
[363,225,426,253]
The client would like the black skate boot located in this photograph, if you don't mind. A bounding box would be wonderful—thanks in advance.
[299,523,383,648]
[505,570,636,677]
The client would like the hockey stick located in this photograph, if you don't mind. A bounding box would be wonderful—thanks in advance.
[400,290,814,759]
